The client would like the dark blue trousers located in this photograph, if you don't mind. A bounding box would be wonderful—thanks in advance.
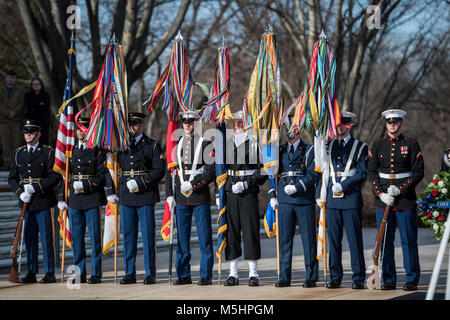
[69,207,102,277]
[326,207,366,282]
[278,203,318,282]
[120,204,156,277]
[376,208,420,285]
[24,208,54,274]
[175,203,213,280]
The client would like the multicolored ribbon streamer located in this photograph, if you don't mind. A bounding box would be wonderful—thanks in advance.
[290,37,341,139]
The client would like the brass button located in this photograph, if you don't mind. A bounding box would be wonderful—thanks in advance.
[391,153,394,156]
[28,164,30,167]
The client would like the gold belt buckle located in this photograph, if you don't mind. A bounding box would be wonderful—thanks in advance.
[234,171,240,177]
[333,191,344,198]
[389,173,396,179]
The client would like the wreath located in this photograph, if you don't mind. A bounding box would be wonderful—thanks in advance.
[417,171,450,241]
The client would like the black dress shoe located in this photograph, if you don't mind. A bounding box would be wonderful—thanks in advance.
[248,276,259,287]
[303,280,316,288]
[352,280,365,289]
[71,275,87,284]
[120,274,136,284]
[403,282,417,291]
[21,272,37,284]
[326,279,341,289]
[197,278,212,286]
[143,276,156,285]
[173,276,192,285]
[381,283,396,290]
[275,280,290,287]
[88,276,102,284]
[224,276,239,286]
[40,272,56,283]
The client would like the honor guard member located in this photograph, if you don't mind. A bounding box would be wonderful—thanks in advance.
[220,110,267,287]
[316,111,368,289]
[269,117,319,288]
[57,117,106,284]
[367,109,424,291]
[8,119,61,283]
[166,110,215,286]
[106,112,165,285]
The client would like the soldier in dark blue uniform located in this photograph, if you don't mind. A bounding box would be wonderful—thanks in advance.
[8,119,61,283]
[166,110,215,286]
[221,111,267,287]
[106,112,165,284]
[368,109,424,291]
[269,117,319,288]
[316,111,368,289]
[57,118,106,284]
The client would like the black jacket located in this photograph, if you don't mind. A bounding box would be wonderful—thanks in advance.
[106,134,165,206]
[224,137,267,194]
[368,134,424,210]
[24,90,50,124]
[165,135,215,205]
[57,144,107,210]
[8,144,61,211]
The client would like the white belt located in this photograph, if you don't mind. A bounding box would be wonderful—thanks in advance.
[330,169,356,178]
[227,169,256,177]
[181,167,204,175]
[281,171,305,178]
[379,172,412,179]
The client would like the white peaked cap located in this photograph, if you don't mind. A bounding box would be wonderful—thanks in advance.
[180,110,199,119]
[232,110,243,120]
[381,109,407,119]
[341,111,356,119]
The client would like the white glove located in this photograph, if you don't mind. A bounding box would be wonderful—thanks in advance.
[387,185,401,197]
[215,195,220,210]
[167,196,176,211]
[332,183,343,193]
[20,192,31,203]
[73,181,84,193]
[232,182,246,194]
[316,198,322,209]
[379,193,394,206]
[107,194,119,203]
[58,201,68,211]
[24,184,35,194]
[180,181,193,193]
[284,185,297,195]
[270,198,279,210]
[126,179,139,192]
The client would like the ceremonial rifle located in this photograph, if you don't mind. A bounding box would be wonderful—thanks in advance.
[9,203,28,283]
[367,205,390,289]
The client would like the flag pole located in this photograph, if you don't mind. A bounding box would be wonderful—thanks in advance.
[113,155,118,283]
[61,160,70,283]
[168,168,176,285]
[275,178,280,281]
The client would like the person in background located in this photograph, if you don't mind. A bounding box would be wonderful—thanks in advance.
[24,78,51,145]
[0,70,25,170]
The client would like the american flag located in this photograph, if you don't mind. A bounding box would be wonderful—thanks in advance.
[54,47,76,247]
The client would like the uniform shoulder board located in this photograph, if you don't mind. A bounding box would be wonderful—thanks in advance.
[15,145,26,152]
[405,137,417,142]
[42,144,54,149]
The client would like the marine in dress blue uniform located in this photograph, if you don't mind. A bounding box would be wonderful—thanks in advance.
[222,111,267,287]
[367,109,424,291]
[165,110,215,286]
[57,118,106,284]
[8,119,61,283]
[269,122,320,288]
[316,111,368,289]
[106,112,165,284]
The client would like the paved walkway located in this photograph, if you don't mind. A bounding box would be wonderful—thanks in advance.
[0,228,447,300]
